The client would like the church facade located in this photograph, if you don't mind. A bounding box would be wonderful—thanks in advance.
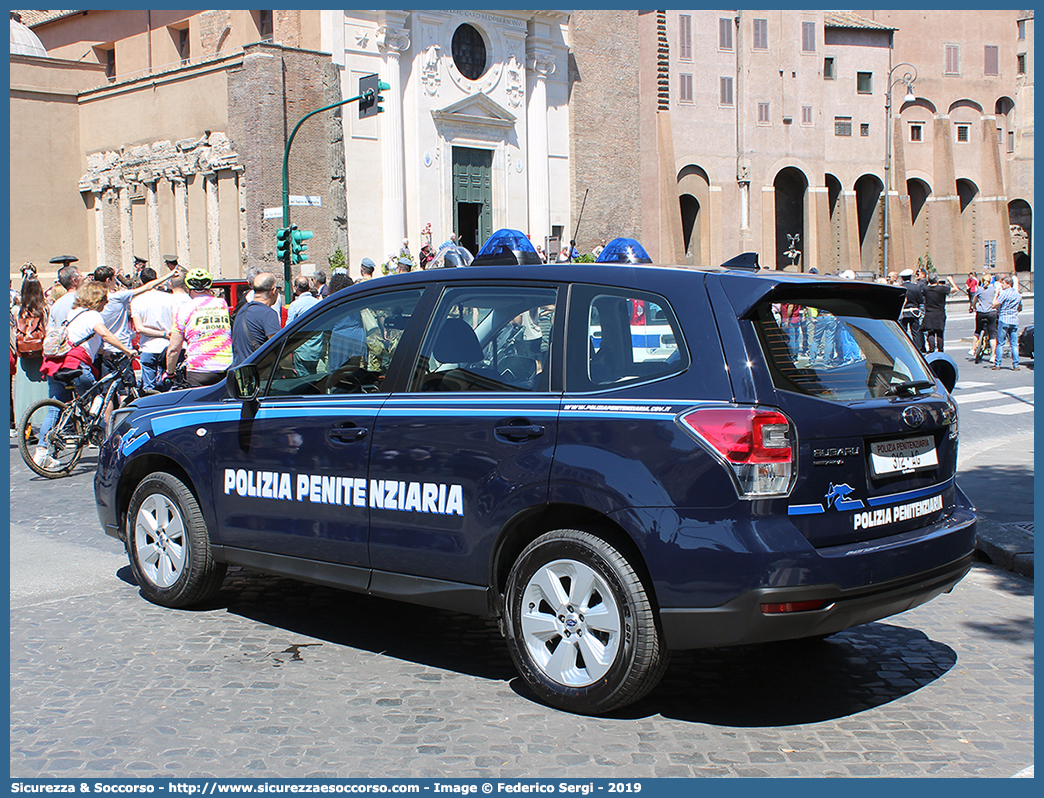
[333,10,572,264]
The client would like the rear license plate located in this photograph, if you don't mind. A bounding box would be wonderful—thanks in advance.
[870,435,938,475]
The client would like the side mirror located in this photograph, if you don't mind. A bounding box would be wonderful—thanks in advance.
[925,352,958,394]
[226,363,260,401]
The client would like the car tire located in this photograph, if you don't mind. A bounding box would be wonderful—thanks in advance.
[126,473,227,608]
[504,529,669,714]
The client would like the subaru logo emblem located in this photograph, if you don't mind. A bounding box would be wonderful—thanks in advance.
[903,406,926,428]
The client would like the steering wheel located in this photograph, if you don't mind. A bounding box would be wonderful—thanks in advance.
[323,365,364,394]
[499,355,537,387]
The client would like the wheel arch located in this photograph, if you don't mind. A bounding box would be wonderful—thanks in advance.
[488,502,659,619]
[116,454,197,542]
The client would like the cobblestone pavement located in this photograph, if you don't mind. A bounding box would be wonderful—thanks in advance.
[9,449,1035,779]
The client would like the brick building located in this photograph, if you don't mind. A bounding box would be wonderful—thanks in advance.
[10,10,345,288]
[569,9,1033,283]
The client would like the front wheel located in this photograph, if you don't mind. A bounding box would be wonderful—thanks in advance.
[126,473,227,607]
[504,529,669,714]
[18,398,84,478]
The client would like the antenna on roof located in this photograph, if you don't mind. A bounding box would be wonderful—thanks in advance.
[720,252,760,271]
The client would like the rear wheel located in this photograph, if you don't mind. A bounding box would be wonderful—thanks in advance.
[18,399,84,478]
[974,333,990,364]
[504,529,669,714]
[126,473,227,607]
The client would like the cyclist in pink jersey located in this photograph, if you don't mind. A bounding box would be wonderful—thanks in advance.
[164,269,233,387]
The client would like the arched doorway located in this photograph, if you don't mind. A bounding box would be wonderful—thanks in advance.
[825,173,843,271]
[773,167,808,269]
[679,195,700,265]
[995,97,1015,155]
[677,165,710,266]
[1009,198,1032,274]
[907,178,932,258]
[854,174,884,273]
[956,178,979,274]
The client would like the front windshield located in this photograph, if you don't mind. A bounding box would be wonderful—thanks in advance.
[755,300,935,402]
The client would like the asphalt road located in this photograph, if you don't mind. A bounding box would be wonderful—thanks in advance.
[8,431,1035,778]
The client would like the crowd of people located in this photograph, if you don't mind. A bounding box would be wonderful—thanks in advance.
[9,254,373,463]
[890,266,1025,370]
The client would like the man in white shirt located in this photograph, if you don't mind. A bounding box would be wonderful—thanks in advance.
[47,263,83,331]
[91,265,170,405]
[131,267,179,391]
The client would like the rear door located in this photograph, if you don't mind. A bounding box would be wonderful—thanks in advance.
[367,282,562,589]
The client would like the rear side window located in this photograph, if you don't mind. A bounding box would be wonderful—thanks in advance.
[566,285,689,391]
[755,300,935,401]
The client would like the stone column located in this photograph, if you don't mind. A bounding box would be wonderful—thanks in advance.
[205,172,221,274]
[235,168,248,276]
[806,186,828,274]
[171,177,191,270]
[93,189,107,271]
[708,185,723,268]
[526,47,554,246]
[377,15,410,258]
[145,180,161,269]
[118,185,133,273]
[929,114,961,275]
[761,186,775,266]
[842,192,862,271]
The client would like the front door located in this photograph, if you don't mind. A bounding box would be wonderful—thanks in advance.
[453,147,492,254]
[210,288,425,580]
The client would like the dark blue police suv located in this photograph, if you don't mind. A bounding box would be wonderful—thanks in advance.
[96,236,975,714]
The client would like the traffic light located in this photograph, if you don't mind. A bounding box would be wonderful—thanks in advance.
[359,74,390,119]
[291,228,313,264]
[276,227,291,262]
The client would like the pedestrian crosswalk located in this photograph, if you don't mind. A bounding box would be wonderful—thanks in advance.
[952,382,1034,416]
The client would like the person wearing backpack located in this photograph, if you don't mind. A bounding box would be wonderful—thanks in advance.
[13,273,50,440]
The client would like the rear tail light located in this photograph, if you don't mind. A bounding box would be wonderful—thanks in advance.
[678,406,795,497]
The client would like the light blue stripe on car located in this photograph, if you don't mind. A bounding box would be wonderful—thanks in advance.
[788,504,825,516]
[150,408,240,435]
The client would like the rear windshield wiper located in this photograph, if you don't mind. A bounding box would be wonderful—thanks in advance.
[885,379,935,396]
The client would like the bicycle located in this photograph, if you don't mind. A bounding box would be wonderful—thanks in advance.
[18,354,139,479]
[973,329,993,364]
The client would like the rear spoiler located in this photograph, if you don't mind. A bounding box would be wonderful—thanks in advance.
[717,272,907,320]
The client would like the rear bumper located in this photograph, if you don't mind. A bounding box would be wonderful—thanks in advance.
[660,545,974,650]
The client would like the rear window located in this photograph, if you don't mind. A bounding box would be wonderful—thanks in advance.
[754,300,935,402]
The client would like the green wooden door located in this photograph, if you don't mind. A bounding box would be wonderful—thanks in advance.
[452,147,493,253]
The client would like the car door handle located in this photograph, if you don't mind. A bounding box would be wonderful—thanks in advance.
[328,424,368,443]
[495,423,545,442]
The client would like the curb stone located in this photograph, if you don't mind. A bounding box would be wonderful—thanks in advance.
[974,514,1034,578]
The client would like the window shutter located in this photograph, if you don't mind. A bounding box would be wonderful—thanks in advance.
[679,15,692,61]
[984,45,999,76]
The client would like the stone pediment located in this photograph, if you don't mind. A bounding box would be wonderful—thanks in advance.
[431,93,516,130]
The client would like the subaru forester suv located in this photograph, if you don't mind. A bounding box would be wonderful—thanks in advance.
[96,234,975,714]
